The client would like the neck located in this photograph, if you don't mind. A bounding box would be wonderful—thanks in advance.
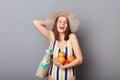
[59,33,65,41]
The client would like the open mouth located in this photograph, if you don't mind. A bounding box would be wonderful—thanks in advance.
[59,27,65,29]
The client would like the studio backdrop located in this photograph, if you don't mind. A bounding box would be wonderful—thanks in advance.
[0,0,120,80]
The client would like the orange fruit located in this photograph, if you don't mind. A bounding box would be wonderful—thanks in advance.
[68,56,75,63]
[58,57,66,65]
[58,51,66,58]
[54,57,59,61]
[64,60,69,65]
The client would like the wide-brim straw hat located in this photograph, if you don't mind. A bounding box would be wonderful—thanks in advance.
[45,10,80,32]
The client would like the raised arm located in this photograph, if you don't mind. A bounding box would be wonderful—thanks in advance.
[33,20,53,42]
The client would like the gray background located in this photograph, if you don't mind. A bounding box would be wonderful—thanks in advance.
[0,0,120,80]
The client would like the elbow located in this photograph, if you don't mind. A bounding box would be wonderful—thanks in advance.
[78,58,83,65]
[32,20,37,25]
[32,20,40,28]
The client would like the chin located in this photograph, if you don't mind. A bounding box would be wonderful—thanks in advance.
[58,30,65,33]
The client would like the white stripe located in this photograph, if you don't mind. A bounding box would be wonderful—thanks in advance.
[64,48,66,80]
[52,41,58,79]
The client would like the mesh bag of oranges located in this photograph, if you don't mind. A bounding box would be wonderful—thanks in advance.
[54,51,75,65]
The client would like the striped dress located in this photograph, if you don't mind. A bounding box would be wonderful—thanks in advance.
[49,39,75,80]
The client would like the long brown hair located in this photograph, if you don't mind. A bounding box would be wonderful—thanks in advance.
[52,16,72,41]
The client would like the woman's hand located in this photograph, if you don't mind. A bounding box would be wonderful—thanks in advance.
[53,59,65,69]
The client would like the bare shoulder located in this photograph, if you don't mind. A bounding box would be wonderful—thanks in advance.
[69,33,79,46]
[69,33,78,41]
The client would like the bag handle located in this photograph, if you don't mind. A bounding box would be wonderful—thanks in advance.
[49,41,53,50]
[48,40,55,53]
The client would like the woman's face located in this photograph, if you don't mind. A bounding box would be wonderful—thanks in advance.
[57,16,68,33]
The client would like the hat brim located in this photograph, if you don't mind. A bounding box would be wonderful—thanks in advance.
[45,10,80,32]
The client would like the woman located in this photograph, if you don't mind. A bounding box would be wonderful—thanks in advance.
[33,10,83,80]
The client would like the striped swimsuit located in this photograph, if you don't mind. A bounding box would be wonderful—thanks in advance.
[49,39,75,80]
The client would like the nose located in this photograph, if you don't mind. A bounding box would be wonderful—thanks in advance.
[61,22,65,25]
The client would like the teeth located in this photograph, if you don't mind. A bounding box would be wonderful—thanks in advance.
[60,27,64,29]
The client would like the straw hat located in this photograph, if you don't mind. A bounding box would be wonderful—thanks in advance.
[45,10,80,32]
